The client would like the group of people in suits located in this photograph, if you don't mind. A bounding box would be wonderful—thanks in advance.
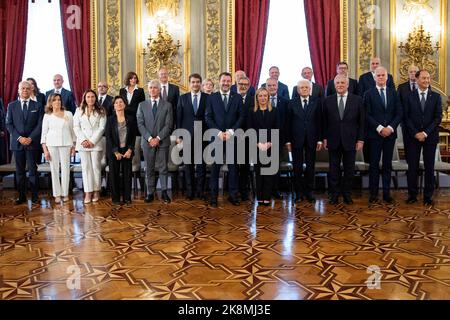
[3,58,443,207]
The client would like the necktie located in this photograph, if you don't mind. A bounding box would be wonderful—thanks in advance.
[338,96,345,120]
[420,92,426,112]
[23,101,28,120]
[411,82,416,91]
[193,94,198,114]
[99,96,103,105]
[380,88,386,109]
[223,94,228,112]
[303,99,308,110]
[152,100,158,117]
[162,86,168,101]
[270,96,276,108]
[55,89,60,94]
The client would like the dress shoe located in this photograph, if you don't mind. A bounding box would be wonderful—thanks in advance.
[63,196,70,202]
[295,195,303,203]
[124,200,132,206]
[145,194,154,203]
[32,195,40,204]
[15,197,27,205]
[406,196,417,204]
[423,198,433,206]
[329,196,339,205]
[210,198,218,208]
[186,193,194,201]
[383,195,395,204]
[240,193,249,202]
[196,192,206,200]
[227,196,240,206]
[161,191,171,204]
[343,195,353,205]
[369,195,378,204]
[54,196,62,204]
[273,191,282,200]
[112,200,121,206]
[305,194,316,203]
[92,191,100,202]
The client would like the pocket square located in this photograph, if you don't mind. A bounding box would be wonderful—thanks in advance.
[31,110,38,113]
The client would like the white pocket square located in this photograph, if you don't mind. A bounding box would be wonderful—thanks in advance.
[31,110,38,113]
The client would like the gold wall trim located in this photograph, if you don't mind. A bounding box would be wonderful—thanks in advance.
[105,0,122,96]
[90,0,98,89]
[357,0,375,77]
[228,0,235,75]
[135,0,143,81]
[205,0,221,84]
[340,0,348,62]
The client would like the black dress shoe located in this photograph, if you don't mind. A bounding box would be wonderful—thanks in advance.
[186,193,194,201]
[240,193,249,202]
[227,196,240,206]
[196,192,206,200]
[15,197,27,205]
[329,196,339,205]
[423,198,433,206]
[31,195,40,204]
[273,191,282,200]
[305,195,316,203]
[145,194,154,203]
[343,195,353,205]
[406,196,417,204]
[112,200,121,206]
[124,200,132,206]
[369,195,378,204]
[210,198,218,208]
[295,195,303,203]
[161,191,171,204]
[383,195,395,204]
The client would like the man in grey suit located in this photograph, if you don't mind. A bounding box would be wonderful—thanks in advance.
[137,79,173,203]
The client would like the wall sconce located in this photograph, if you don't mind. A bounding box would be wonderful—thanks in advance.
[142,0,183,84]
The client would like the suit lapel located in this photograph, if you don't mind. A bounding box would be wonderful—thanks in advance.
[424,91,434,113]
[343,95,352,119]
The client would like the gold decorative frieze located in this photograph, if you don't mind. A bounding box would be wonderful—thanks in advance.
[205,0,221,85]
[105,0,121,96]
[340,0,349,63]
[357,0,375,76]
[90,0,98,89]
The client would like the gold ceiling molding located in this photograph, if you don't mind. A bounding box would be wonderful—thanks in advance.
[340,0,349,63]
[205,0,221,85]
[390,0,447,96]
[227,0,235,76]
[145,0,179,17]
[357,0,375,77]
[90,0,98,89]
[105,0,122,96]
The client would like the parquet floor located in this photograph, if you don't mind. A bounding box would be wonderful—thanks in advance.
[0,189,449,300]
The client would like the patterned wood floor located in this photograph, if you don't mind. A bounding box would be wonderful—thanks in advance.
[0,189,449,300]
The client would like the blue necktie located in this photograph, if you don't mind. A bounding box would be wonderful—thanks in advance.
[380,88,386,109]
[193,94,198,114]
[23,101,29,121]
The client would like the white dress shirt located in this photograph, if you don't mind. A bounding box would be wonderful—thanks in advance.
[126,86,137,104]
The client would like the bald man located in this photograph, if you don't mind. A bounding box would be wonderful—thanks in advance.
[97,81,114,116]
[45,74,77,113]
[358,57,395,96]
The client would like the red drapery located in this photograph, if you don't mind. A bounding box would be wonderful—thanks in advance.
[304,0,340,88]
[60,0,90,105]
[0,0,29,107]
[235,0,270,88]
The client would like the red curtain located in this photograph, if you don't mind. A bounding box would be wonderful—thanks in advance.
[60,0,90,106]
[235,0,270,88]
[0,0,29,107]
[304,0,340,88]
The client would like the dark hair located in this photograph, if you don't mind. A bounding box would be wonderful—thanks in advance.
[269,66,279,72]
[124,71,139,86]
[80,89,105,116]
[189,73,202,82]
[26,77,41,95]
[219,72,232,81]
[45,93,65,114]
[415,69,429,78]
[112,95,127,107]
[336,61,349,68]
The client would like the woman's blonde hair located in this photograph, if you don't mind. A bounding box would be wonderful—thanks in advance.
[45,93,65,114]
[254,87,272,112]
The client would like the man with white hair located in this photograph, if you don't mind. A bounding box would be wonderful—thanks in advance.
[322,75,365,205]
[358,57,395,96]
[285,79,323,203]
[364,66,403,204]
[6,81,44,204]
[230,70,255,97]
[137,79,173,204]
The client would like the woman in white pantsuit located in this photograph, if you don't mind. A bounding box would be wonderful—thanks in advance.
[41,93,76,203]
[73,89,106,204]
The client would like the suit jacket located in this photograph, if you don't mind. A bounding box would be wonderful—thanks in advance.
[323,94,365,151]
[404,89,442,145]
[237,92,255,130]
[40,111,76,147]
[364,87,403,140]
[205,91,245,133]
[161,83,180,126]
[326,78,359,97]
[397,81,416,107]
[292,83,324,100]
[177,92,208,136]
[286,96,322,149]
[119,87,146,121]
[99,94,114,116]
[359,72,395,96]
[6,100,44,151]
[136,99,173,148]
[105,114,137,159]
[230,84,256,97]
[273,96,289,145]
[73,108,107,151]
[262,81,290,100]
[247,108,279,143]
[45,88,76,113]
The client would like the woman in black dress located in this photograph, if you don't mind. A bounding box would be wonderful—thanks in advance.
[247,87,279,206]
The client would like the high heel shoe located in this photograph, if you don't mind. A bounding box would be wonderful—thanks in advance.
[54,196,61,204]
[84,195,92,204]
[92,191,100,202]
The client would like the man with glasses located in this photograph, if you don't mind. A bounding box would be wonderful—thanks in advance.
[325,62,359,97]
[97,81,113,116]
[231,70,255,96]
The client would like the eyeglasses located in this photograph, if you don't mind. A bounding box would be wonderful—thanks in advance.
[238,83,249,86]
[98,85,108,88]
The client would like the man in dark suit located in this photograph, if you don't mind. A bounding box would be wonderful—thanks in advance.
[45,74,76,113]
[235,75,255,202]
[205,72,245,207]
[261,66,290,99]
[358,57,395,96]
[364,67,403,204]
[97,81,114,116]
[292,67,324,99]
[176,73,208,200]
[323,75,365,205]
[230,70,256,97]
[325,62,359,96]
[404,70,442,206]
[0,97,5,164]
[6,81,44,204]
[266,77,289,199]
[137,79,173,204]
[397,64,419,162]
[159,67,180,128]
[286,80,323,203]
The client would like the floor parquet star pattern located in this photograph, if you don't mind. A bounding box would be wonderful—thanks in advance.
[0,189,449,300]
